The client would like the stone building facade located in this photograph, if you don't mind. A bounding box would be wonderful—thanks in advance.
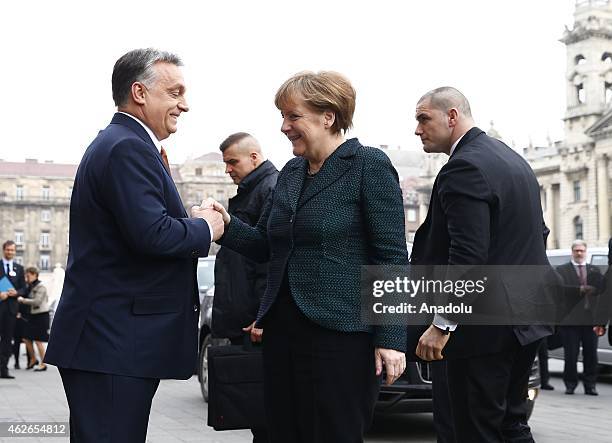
[0,154,235,268]
[526,0,612,249]
[414,1,612,251]
[0,160,75,270]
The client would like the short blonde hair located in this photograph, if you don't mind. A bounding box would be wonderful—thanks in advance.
[274,71,356,135]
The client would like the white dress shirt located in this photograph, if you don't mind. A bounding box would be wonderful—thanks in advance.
[117,112,214,242]
[2,259,14,275]
[570,259,587,282]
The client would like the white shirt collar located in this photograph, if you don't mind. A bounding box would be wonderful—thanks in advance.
[449,132,466,157]
[571,259,586,267]
[118,112,163,152]
[2,259,13,271]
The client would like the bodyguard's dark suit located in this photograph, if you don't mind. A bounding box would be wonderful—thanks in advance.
[221,138,408,442]
[0,262,26,375]
[410,127,553,443]
[212,160,278,340]
[212,160,277,443]
[556,262,603,391]
[45,113,212,442]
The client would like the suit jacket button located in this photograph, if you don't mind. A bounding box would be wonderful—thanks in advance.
[194,304,199,312]
[191,250,199,258]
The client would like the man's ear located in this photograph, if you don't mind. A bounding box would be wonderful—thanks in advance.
[250,152,259,164]
[448,108,459,128]
[131,82,147,105]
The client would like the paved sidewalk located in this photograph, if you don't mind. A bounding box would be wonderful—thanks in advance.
[0,365,250,443]
[0,359,611,442]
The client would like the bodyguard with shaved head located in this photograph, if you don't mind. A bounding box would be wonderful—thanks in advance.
[213,132,278,442]
[410,87,553,442]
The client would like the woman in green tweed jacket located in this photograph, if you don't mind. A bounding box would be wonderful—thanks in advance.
[213,71,408,443]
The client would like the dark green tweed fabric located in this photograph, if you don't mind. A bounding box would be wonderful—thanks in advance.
[220,138,408,351]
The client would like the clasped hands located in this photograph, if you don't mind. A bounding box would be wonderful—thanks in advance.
[0,289,18,301]
[190,198,231,241]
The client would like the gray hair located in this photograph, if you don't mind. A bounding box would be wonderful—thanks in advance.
[571,239,587,250]
[112,48,183,107]
[418,86,472,117]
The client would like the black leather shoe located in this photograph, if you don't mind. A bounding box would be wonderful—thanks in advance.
[34,365,47,372]
[14,363,20,370]
[0,373,15,379]
[541,383,555,391]
[565,388,575,395]
[585,387,599,396]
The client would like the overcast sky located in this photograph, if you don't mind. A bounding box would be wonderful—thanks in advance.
[1,0,576,169]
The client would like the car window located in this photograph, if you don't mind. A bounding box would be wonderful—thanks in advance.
[197,260,215,290]
[547,255,570,267]
[591,254,608,267]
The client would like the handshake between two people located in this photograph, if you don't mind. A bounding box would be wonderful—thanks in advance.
[190,198,231,242]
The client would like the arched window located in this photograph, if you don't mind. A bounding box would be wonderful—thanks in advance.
[575,54,586,65]
[602,52,612,64]
[574,216,584,240]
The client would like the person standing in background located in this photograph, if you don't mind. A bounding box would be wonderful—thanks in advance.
[556,240,603,395]
[212,132,278,442]
[18,267,50,372]
[0,241,26,379]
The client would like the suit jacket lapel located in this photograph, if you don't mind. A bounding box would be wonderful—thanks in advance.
[297,139,359,209]
[564,263,580,286]
[284,159,307,214]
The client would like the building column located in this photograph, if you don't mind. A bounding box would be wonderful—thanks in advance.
[597,155,610,244]
[545,185,556,249]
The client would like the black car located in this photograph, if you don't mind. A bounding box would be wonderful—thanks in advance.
[375,355,539,419]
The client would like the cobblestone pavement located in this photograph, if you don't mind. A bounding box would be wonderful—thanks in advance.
[0,359,610,442]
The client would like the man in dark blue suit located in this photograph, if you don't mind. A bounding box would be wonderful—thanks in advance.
[45,48,224,443]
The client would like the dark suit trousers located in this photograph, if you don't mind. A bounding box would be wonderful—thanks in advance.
[561,326,598,389]
[537,338,550,385]
[262,294,379,443]
[431,361,456,443]
[446,339,540,443]
[0,302,17,373]
[59,368,160,443]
